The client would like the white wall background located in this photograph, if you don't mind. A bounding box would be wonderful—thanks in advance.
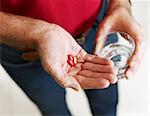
[0,0,149,116]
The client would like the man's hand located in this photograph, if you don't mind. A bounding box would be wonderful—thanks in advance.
[75,54,118,89]
[36,24,117,90]
[0,12,118,90]
[35,24,86,91]
[95,0,145,78]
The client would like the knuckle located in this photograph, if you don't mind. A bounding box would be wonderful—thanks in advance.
[101,58,114,66]
[82,62,88,69]
[100,58,108,63]
[107,74,116,83]
[111,68,117,74]
[94,57,103,64]
[107,60,114,66]
[84,62,89,67]
[100,80,110,88]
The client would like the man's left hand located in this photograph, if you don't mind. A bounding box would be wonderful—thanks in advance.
[95,0,145,78]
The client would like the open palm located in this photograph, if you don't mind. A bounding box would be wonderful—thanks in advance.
[37,24,87,91]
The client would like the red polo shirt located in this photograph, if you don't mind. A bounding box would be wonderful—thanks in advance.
[1,0,102,36]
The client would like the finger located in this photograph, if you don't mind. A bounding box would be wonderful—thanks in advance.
[126,53,143,78]
[44,62,81,91]
[85,54,114,66]
[74,75,110,89]
[124,20,144,65]
[126,66,137,78]
[82,62,117,74]
[125,21,145,77]
[94,17,113,55]
[130,38,144,68]
[78,70,117,84]
[67,63,82,77]
[62,75,81,91]
[69,36,87,59]
[76,49,87,63]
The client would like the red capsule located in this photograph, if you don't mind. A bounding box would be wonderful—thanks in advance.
[68,55,74,61]
[67,59,75,67]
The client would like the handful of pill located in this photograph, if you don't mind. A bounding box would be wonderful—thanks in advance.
[67,55,77,67]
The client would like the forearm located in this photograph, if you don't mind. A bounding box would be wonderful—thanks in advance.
[110,0,131,6]
[0,12,50,50]
[109,0,131,11]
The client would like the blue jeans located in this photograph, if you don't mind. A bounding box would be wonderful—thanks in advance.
[1,45,118,116]
[0,1,118,116]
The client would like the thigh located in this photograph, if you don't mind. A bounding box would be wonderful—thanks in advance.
[1,45,71,116]
[85,84,118,116]
[82,33,119,116]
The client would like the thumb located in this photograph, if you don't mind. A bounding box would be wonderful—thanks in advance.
[123,20,144,77]
[46,64,81,91]
[94,18,113,55]
[63,75,81,91]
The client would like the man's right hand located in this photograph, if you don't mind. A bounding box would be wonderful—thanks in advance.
[34,24,118,91]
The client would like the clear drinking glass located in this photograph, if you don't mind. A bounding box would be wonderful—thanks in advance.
[95,32,135,79]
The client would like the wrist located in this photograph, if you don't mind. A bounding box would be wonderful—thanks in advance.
[30,21,56,50]
[110,0,131,5]
[28,21,50,49]
[109,0,131,10]
[107,0,132,16]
